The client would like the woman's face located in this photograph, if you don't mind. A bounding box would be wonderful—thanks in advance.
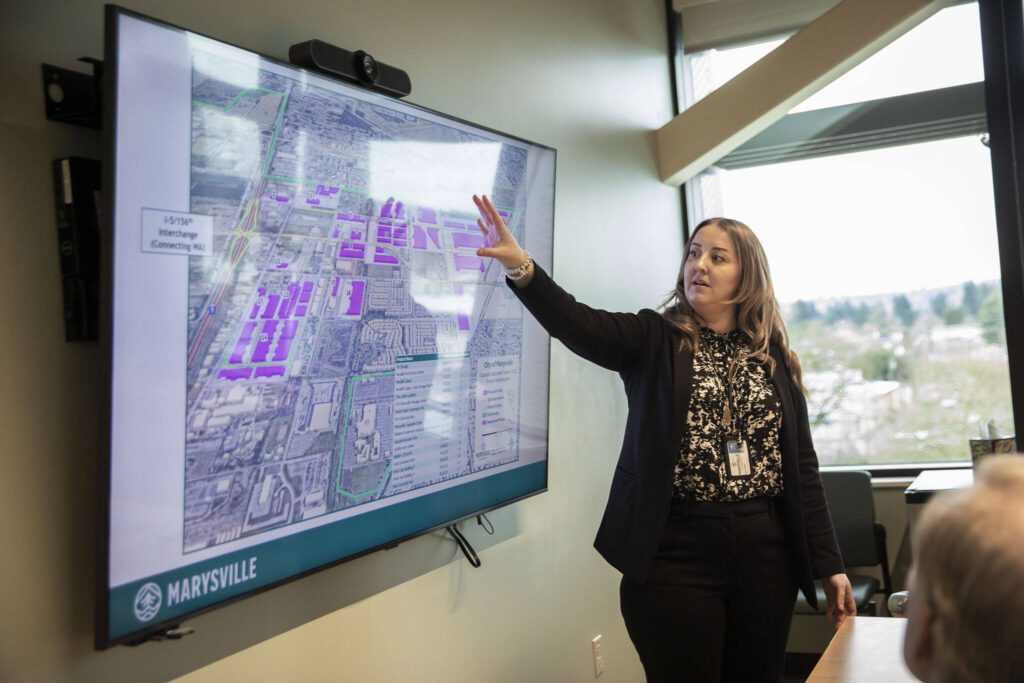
[682,225,742,316]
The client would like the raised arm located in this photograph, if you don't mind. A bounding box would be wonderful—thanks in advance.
[472,194,648,372]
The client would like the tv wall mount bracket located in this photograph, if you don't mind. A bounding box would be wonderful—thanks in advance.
[39,36,411,133]
[42,58,103,129]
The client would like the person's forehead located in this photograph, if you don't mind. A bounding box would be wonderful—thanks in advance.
[692,225,734,251]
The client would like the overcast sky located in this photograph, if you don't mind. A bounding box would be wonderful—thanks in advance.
[697,3,999,303]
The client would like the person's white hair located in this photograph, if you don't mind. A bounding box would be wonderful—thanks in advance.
[911,455,1024,682]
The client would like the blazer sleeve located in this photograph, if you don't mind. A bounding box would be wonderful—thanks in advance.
[791,383,846,579]
[507,263,648,373]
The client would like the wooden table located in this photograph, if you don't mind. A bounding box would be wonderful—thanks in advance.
[807,617,918,682]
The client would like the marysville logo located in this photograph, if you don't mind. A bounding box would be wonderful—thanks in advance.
[133,582,162,622]
[131,557,259,622]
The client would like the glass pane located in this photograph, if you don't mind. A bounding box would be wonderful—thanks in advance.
[687,3,983,112]
[702,136,1013,466]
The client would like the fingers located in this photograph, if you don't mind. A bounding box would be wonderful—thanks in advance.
[472,194,490,225]
[479,194,498,225]
[477,218,492,246]
[480,194,506,232]
[472,194,499,229]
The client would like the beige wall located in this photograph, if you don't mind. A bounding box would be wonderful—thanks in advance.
[0,0,684,681]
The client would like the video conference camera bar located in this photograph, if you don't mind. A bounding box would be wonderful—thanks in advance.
[289,40,411,99]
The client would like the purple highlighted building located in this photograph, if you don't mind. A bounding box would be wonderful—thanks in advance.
[457,314,470,331]
[299,282,313,304]
[306,198,320,206]
[271,320,298,360]
[452,233,486,250]
[373,248,399,265]
[412,226,428,250]
[261,295,281,319]
[230,322,258,364]
[218,368,253,381]
[250,287,267,319]
[332,276,340,297]
[278,283,300,319]
[339,242,366,259]
[347,280,365,316]
[275,196,289,203]
[426,227,441,249]
[254,365,287,379]
[380,199,394,219]
[273,337,294,361]
[252,320,279,363]
[453,255,485,272]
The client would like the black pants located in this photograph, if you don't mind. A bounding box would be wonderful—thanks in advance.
[620,497,797,683]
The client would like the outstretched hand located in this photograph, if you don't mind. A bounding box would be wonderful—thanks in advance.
[473,194,526,269]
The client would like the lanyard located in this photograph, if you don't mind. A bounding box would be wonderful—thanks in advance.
[707,334,741,436]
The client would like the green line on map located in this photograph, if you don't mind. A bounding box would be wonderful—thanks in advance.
[261,92,291,176]
[334,372,395,499]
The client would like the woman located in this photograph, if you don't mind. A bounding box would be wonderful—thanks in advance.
[473,194,855,682]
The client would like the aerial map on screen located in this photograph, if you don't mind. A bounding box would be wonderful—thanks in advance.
[182,52,532,552]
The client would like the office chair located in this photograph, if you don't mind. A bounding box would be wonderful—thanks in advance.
[794,470,893,617]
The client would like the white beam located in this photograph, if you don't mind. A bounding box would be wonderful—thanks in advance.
[656,0,953,186]
[675,0,840,51]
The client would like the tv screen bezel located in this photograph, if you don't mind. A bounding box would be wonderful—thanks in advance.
[97,4,554,650]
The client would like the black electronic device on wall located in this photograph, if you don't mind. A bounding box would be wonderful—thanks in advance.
[53,157,101,341]
[289,39,411,98]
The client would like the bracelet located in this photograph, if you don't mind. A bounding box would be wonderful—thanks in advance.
[505,251,533,280]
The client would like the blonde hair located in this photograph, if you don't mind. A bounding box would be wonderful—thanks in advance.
[660,217,805,392]
[912,455,1024,682]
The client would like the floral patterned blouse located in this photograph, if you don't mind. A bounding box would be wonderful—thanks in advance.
[673,325,784,501]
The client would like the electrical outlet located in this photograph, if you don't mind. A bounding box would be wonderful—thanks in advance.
[592,634,605,678]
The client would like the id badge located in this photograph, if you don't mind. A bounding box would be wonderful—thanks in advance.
[723,436,753,479]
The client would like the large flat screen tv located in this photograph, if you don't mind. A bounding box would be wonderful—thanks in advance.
[98,6,554,649]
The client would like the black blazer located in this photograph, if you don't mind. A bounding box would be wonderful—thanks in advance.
[511,265,844,608]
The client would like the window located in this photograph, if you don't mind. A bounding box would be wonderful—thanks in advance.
[682,2,1015,467]
[687,3,983,112]
[706,137,1012,466]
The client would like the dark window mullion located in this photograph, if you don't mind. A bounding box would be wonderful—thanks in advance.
[979,0,1024,443]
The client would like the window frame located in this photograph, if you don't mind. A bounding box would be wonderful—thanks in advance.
[665,0,1023,477]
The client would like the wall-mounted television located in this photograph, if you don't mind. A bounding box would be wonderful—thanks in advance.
[98,6,554,649]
